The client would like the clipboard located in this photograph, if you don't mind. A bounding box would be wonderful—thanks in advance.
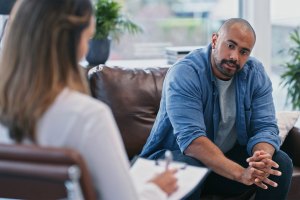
[130,157,210,200]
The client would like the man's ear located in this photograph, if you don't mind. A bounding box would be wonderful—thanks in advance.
[211,33,218,49]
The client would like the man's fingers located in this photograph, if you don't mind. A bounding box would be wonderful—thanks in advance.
[247,153,270,162]
[249,161,266,168]
[251,167,281,188]
[263,159,279,168]
[247,150,273,163]
[249,158,279,169]
[254,180,268,189]
[252,168,265,177]
[255,177,278,188]
[266,168,282,176]
[252,166,282,177]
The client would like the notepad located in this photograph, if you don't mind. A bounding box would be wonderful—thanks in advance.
[130,158,209,200]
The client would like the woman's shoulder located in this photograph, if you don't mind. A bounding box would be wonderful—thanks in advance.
[37,88,114,145]
[47,88,111,120]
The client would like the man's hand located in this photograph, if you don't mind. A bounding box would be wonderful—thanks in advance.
[239,166,256,186]
[238,164,270,188]
[246,150,282,189]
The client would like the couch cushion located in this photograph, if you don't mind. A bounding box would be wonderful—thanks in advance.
[88,65,168,159]
[281,127,300,166]
[276,111,300,145]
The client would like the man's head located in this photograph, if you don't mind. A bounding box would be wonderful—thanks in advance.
[211,18,256,80]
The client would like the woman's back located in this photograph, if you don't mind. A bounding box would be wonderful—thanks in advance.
[38,88,144,200]
[0,88,138,199]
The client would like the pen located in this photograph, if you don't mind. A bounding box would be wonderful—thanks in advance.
[165,150,173,171]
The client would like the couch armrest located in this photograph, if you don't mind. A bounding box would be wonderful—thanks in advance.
[281,127,300,167]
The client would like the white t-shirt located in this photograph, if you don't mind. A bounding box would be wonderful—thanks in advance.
[215,78,237,153]
[0,88,167,200]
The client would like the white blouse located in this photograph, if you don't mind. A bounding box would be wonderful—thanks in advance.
[0,88,167,200]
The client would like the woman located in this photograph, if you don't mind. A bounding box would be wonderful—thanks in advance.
[0,0,177,199]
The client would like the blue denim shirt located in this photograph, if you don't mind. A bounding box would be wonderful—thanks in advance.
[140,44,280,159]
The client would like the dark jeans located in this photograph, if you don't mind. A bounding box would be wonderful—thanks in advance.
[157,144,293,200]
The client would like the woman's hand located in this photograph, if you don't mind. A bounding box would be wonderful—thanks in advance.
[149,168,178,196]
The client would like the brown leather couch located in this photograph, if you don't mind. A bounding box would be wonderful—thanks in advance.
[88,65,300,200]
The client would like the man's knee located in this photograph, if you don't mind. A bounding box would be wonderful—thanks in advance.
[271,150,293,188]
[273,150,293,175]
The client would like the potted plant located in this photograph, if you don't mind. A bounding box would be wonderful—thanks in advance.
[280,27,300,110]
[86,0,142,66]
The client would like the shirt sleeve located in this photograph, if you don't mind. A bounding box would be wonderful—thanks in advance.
[78,103,167,200]
[246,63,281,155]
[165,63,207,152]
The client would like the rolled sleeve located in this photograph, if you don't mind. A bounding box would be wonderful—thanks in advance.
[165,63,207,152]
[247,131,281,155]
[177,130,206,153]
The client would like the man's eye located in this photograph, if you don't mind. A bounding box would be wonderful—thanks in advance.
[240,50,249,56]
[227,43,235,49]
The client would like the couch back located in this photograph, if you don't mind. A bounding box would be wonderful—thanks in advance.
[88,65,168,159]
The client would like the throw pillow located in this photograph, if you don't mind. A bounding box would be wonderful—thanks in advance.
[276,111,300,145]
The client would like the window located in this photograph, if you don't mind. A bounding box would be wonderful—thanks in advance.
[271,0,300,70]
[111,0,239,60]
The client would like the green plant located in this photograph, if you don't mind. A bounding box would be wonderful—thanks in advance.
[281,28,300,109]
[93,0,142,41]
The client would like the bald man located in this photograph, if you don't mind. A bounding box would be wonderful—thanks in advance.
[141,18,292,199]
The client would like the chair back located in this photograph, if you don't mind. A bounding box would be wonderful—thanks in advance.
[0,143,96,200]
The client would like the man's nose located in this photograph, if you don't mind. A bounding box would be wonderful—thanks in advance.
[229,50,239,61]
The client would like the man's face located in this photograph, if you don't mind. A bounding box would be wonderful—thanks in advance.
[211,24,255,80]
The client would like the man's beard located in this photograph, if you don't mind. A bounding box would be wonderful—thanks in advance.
[216,59,241,78]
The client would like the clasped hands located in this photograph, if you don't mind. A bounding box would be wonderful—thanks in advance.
[241,150,281,190]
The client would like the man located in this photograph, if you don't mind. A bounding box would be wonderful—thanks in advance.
[140,18,293,199]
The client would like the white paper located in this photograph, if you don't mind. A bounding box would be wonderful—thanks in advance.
[130,158,209,200]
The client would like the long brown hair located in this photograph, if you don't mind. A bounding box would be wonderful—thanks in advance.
[0,0,93,142]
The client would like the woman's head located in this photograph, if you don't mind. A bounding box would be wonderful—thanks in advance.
[6,0,94,76]
[0,0,94,142]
